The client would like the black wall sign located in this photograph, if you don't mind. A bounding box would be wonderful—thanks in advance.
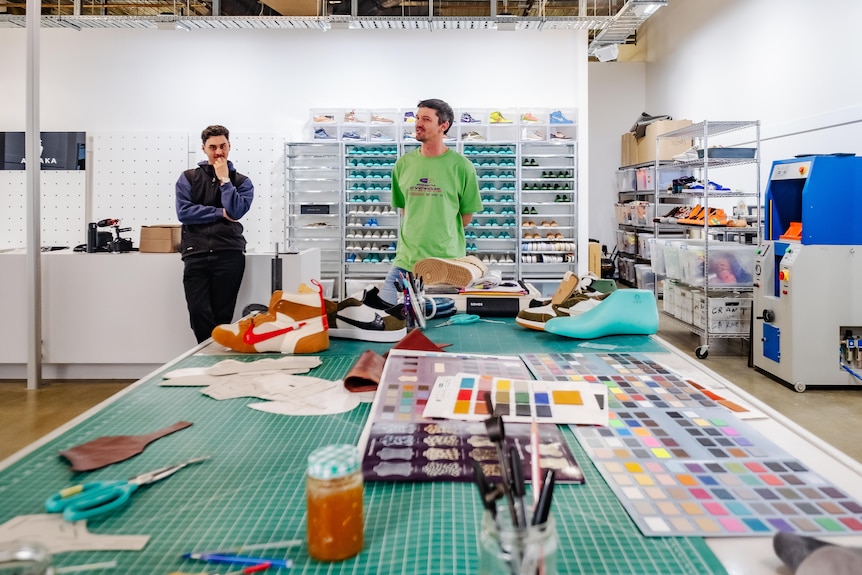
[1,132,86,170]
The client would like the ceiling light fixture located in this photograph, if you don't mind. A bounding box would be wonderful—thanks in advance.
[155,19,189,30]
[632,2,663,17]
[593,44,619,62]
[496,15,516,32]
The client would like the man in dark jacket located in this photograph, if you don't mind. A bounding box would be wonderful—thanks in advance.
[176,125,254,343]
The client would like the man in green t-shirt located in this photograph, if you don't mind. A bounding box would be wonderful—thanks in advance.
[379,98,483,305]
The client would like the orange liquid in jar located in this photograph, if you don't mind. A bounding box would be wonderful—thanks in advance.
[306,474,364,561]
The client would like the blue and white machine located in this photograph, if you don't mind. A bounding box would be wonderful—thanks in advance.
[752,155,862,391]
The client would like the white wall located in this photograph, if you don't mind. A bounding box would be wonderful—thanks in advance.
[641,0,862,181]
[588,61,645,250]
[0,28,588,251]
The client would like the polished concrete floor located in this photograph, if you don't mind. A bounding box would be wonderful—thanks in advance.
[657,315,862,465]
[1,320,861,464]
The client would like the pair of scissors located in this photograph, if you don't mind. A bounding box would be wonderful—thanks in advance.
[45,456,209,521]
[434,314,505,327]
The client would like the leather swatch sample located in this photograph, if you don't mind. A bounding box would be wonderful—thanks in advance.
[344,350,386,393]
[59,421,193,472]
[390,328,451,353]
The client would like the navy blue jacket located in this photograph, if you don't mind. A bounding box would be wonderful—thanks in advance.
[175,160,254,259]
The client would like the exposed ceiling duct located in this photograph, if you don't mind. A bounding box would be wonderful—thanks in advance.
[0,0,665,56]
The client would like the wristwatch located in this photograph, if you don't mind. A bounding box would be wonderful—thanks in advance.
[219,177,230,186]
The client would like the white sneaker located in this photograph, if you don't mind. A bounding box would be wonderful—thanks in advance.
[521,129,544,141]
[673,146,699,162]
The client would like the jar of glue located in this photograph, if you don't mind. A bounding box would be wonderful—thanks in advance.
[306,444,364,562]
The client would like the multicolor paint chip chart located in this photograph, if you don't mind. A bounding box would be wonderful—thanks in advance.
[422,373,608,426]
[359,350,585,484]
[522,352,722,410]
[574,407,862,537]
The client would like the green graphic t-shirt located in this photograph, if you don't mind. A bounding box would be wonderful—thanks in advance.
[391,148,483,271]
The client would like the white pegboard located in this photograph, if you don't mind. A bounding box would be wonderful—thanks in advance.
[0,170,87,249]
[93,132,189,242]
[1,132,285,253]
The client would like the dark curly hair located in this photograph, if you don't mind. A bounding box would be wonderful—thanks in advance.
[201,125,230,144]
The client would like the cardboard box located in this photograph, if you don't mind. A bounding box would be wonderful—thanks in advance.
[636,119,692,164]
[620,132,638,166]
[588,241,601,277]
[139,225,181,253]
[260,0,320,15]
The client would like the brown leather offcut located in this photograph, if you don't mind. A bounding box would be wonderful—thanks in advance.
[59,421,193,472]
[344,329,451,393]
[344,350,386,393]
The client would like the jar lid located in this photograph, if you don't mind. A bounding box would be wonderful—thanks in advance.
[307,444,360,480]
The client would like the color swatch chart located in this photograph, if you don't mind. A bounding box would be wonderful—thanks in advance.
[422,373,607,426]
[574,407,862,537]
[359,350,585,484]
[521,352,719,410]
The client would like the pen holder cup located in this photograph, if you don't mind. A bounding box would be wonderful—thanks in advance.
[0,542,51,575]
[478,511,557,575]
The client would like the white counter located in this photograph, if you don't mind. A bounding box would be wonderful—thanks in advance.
[0,248,320,379]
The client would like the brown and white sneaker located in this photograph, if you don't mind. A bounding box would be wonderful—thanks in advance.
[515,292,608,331]
[211,282,329,354]
[413,255,488,288]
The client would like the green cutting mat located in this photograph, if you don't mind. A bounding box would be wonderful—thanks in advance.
[325,317,667,355]
[0,335,724,575]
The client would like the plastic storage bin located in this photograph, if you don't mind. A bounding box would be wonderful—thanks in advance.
[635,264,655,290]
[681,242,756,288]
[664,239,704,281]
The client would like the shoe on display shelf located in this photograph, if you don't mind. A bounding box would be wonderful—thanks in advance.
[520,112,541,123]
[344,109,361,123]
[460,112,481,123]
[550,130,573,140]
[489,111,513,124]
[521,129,544,141]
[403,130,417,141]
[461,131,486,141]
[404,111,416,123]
[211,283,329,353]
[549,110,574,124]
[313,114,336,123]
[371,130,395,141]
[314,128,335,140]
[342,131,363,141]
[371,114,395,124]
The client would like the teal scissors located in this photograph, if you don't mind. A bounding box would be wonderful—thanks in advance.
[45,456,209,521]
[434,314,506,327]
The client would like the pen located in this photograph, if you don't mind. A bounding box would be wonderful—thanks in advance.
[197,539,303,556]
[531,469,556,526]
[181,553,291,570]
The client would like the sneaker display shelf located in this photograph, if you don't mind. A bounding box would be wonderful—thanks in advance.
[653,120,761,359]
[518,140,578,282]
[284,142,344,299]
[312,108,400,143]
[463,142,520,277]
[343,142,400,280]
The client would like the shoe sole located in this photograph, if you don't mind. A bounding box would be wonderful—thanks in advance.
[328,326,406,342]
[551,271,580,306]
[414,256,487,287]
